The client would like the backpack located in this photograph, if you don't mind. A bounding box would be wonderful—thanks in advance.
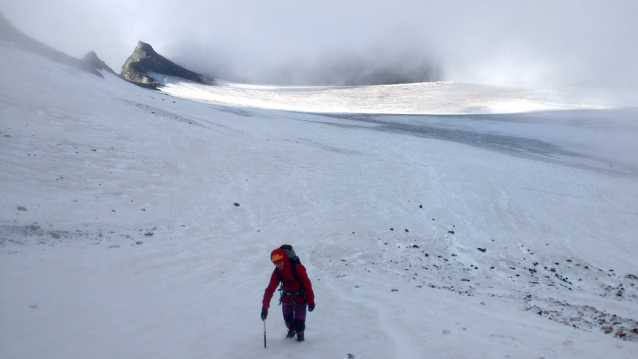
[276,244,304,286]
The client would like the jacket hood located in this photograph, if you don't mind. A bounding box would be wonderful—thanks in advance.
[271,248,294,278]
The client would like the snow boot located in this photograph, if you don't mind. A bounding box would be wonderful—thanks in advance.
[296,333,304,342]
[286,329,296,339]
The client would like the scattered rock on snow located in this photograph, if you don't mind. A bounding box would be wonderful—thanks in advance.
[448,231,455,234]
[233,203,240,207]
[527,305,542,315]
[17,206,26,211]
[477,248,486,252]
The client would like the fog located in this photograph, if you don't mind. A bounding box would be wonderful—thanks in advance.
[1,0,637,87]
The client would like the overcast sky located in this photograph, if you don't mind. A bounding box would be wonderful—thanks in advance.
[1,0,637,87]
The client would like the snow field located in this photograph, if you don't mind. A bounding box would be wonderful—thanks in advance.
[1,43,637,358]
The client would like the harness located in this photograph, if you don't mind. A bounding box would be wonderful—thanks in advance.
[278,287,306,306]
[276,267,306,306]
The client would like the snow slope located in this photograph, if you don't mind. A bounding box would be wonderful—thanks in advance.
[1,43,637,359]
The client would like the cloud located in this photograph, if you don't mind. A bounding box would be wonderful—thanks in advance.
[1,0,637,87]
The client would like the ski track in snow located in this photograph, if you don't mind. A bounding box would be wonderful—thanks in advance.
[1,43,638,358]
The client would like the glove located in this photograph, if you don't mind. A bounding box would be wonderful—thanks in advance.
[308,304,315,312]
[261,308,268,320]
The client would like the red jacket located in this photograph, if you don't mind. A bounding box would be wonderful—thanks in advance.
[262,248,315,309]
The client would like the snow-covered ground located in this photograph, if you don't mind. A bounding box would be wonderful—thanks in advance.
[1,43,637,359]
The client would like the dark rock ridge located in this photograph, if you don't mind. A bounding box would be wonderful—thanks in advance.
[0,11,105,78]
[82,51,116,76]
[2,11,214,89]
[120,41,213,88]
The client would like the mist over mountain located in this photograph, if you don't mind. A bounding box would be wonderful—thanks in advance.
[0,11,110,78]
[172,48,441,86]
[2,1,637,88]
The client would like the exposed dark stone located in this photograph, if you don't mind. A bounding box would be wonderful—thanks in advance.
[17,206,26,211]
[120,41,214,88]
[477,248,486,252]
[82,51,116,75]
[448,231,455,234]
[234,203,240,207]
[405,229,409,232]
[527,305,542,315]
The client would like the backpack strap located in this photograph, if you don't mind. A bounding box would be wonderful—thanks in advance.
[290,261,301,285]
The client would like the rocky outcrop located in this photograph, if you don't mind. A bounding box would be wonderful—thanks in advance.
[120,41,212,88]
[0,11,104,78]
[82,51,116,76]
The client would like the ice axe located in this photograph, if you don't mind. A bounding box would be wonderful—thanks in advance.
[263,319,267,348]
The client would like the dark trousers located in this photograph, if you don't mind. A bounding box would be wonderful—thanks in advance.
[282,301,307,335]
